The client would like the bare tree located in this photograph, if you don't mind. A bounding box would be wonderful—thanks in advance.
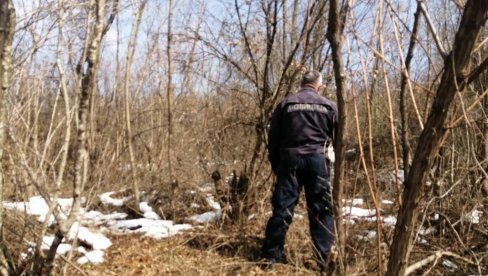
[397,3,422,180]
[326,0,349,273]
[386,1,488,275]
[124,0,148,207]
[167,0,176,219]
[0,0,16,274]
[30,0,115,274]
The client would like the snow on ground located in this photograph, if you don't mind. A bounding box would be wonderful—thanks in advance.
[5,191,406,266]
[139,202,161,220]
[77,250,105,265]
[68,222,112,250]
[390,169,405,183]
[3,196,75,224]
[344,198,364,206]
[109,218,192,239]
[188,186,223,223]
[467,209,483,224]
[355,231,377,241]
[343,206,397,226]
[189,211,221,223]
[41,236,72,255]
[3,193,193,266]
[99,191,132,207]
[442,259,459,271]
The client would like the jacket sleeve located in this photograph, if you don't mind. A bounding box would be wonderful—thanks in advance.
[267,104,282,173]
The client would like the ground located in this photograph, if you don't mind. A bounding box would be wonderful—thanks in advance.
[76,230,317,276]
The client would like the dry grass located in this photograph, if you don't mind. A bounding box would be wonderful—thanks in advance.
[73,230,316,276]
[5,189,487,275]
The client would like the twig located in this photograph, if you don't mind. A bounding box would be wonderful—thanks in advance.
[447,87,488,128]
[418,0,448,58]
[405,250,476,275]
[414,179,461,244]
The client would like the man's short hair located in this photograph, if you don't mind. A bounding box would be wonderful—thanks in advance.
[301,70,323,87]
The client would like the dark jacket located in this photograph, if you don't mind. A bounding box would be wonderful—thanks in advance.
[267,87,338,172]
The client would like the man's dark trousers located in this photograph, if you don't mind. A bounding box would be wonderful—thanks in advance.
[262,152,335,264]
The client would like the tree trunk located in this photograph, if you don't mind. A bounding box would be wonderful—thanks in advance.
[0,1,15,275]
[124,0,147,207]
[386,1,488,275]
[40,1,109,274]
[399,3,422,178]
[167,0,176,219]
[326,0,349,273]
[482,95,488,194]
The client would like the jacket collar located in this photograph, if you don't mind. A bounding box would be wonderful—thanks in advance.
[299,86,318,93]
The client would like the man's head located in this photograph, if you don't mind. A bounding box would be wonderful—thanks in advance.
[300,70,323,91]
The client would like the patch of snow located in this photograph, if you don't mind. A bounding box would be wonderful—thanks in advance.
[206,196,221,210]
[198,185,214,193]
[143,211,161,220]
[68,222,112,250]
[390,169,405,183]
[190,203,200,208]
[110,218,172,230]
[356,231,376,241]
[467,209,482,224]
[76,246,87,254]
[383,216,397,226]
[418,227,436,236]
[109,218,192,239]
[416,237,429,245]
[99,191,132,207]
[442,259,458,271]
[3,188,239,267]
[381,200,394,205]
[83,211,128,223]
[189,211,221,223]
[139,202,153,213]
[366,231,376,239]
[343,207,375,217]
[345,198,364,206]
[77,250,104,265]
[139,202,161,220]
[40,236,72,255]
[4,196,55,223]
[56,244,72,255]
[144,223,193,239]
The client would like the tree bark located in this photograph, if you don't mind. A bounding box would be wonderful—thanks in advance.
[0,0,15,275]
[386,1,488,275]
[326,0,349,273]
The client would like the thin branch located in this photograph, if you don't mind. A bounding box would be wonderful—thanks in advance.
[465,56,488,85]
[418,0,448,58]
[405,250,475,275]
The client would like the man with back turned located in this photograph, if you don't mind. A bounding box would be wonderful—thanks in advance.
[261,70,338,272]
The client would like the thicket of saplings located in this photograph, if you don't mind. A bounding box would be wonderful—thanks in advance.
[4,69,487,274]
